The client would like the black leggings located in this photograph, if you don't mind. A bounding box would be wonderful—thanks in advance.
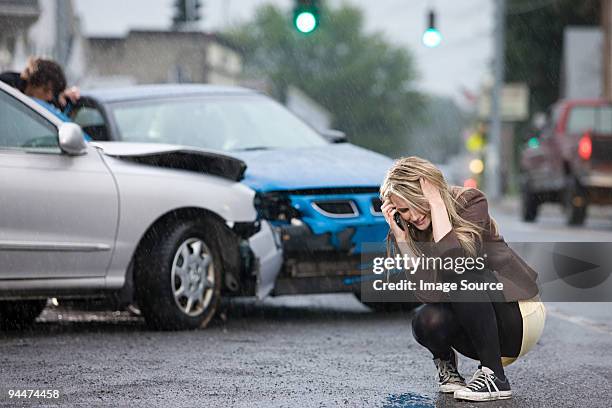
[411,300,523,380]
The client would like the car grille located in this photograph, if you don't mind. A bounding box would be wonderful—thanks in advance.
[371,198,383,214]
[312,200,359,218]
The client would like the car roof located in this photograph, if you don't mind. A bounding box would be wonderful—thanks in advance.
[556,98,611,108]
[81,84,259,103]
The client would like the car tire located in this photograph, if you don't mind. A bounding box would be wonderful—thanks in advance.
[521,183,539,222]
[134,219,223,330]
[563,176,587,226]
[354,293,419,312]
[0,299,46,330]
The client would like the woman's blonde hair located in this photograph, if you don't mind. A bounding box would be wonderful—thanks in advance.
[380,156,497,258]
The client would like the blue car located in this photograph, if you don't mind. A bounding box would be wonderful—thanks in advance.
[73,85,393,299]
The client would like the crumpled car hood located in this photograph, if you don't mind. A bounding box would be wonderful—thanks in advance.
[231,143,393,192]
[91,142,247,182]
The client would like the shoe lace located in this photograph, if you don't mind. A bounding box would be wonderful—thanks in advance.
[467,368,482,384]
[465,369,499,395]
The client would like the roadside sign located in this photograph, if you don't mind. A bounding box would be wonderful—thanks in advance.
[478,82,529,122]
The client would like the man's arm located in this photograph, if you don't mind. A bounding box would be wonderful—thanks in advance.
[0,72,26,91]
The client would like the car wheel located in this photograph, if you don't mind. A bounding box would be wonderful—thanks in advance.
[563,177,587,226]
[354,293,419,312]
[0,299,46,330]
[521,183,539,222]
[135,219,223,330]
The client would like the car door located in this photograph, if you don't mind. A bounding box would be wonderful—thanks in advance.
[0,89,119,280]
[70,98,112,141]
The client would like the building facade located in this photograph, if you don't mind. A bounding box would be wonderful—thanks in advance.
[0,0,39,70]
[86,30,242,87]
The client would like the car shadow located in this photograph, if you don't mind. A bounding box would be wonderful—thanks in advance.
[218,294,417,323]
[0,294,419,338]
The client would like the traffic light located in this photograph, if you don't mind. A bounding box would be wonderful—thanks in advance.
[527,136,540,149]
[422,10,442,48]
[173,0,202,28]
[293,0,320,34]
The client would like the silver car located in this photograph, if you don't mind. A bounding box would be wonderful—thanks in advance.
[0,81,282,330]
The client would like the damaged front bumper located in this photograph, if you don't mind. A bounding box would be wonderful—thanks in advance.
[230,219,283,300]
[254,190,389,295]
[247,220,283,299]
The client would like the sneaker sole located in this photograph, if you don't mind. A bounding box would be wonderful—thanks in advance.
[453,390,512,401]
[439,384,466,393]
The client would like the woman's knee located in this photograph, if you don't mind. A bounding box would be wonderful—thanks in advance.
[411,304,452,343]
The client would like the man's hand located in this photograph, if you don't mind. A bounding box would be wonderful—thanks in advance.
[58,86,80,107]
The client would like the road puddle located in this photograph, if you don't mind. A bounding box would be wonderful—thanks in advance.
[383,392,434,408]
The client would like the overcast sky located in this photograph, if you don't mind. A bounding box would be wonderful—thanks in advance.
[74,0,494,101]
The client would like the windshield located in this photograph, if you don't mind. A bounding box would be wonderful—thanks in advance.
[110,95,328,151]
[566,105,612,134]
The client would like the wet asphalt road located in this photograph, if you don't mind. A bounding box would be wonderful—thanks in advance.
[1,202,612,407]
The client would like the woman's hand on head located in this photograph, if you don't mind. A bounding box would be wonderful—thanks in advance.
[420,177,443,207]
[420,177,453,242]
[381,199,408,242]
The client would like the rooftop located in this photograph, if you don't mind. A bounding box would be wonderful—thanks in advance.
[82,83,258,103]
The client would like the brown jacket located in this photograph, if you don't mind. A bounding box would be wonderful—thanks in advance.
[409,186,539,303]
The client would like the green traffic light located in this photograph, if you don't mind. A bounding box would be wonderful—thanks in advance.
[422,28,442,48]
[423,10,441,48]
[527,137,540,149]
[294,11,318,33]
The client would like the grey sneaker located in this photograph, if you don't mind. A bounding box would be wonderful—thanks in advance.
[434,349,466,393]
[453,366,512,402]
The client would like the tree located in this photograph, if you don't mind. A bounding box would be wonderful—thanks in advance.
[226,4,424,156]
[505,0,600,115]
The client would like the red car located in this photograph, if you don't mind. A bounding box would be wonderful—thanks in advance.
[520,99,612,225]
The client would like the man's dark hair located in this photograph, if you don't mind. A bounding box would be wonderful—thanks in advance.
[21,57,67,99]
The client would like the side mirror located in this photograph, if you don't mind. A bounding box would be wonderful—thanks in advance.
[321,129,348,143]
[58,122,87,155]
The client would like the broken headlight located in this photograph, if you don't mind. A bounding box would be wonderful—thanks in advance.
[254,192,300,221]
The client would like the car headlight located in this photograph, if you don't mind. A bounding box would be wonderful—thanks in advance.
[254,192,300,221]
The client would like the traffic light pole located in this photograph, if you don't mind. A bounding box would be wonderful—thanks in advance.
[486,0,505,200]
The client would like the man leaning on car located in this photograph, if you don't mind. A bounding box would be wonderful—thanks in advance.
[0,56,81,124]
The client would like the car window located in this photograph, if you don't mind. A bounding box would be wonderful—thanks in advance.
[110,95,328,151]
[566,106,612,134]
[0,90,60,153]
[72,105,109,141]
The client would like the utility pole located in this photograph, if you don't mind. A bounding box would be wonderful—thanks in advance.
[603,0,612,99]
[486,0,505,200]
[55,0,72,66]
[223,0,231,29]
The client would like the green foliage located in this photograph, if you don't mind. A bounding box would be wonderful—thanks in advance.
[505,0,599,114]
[226,4,424,156]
